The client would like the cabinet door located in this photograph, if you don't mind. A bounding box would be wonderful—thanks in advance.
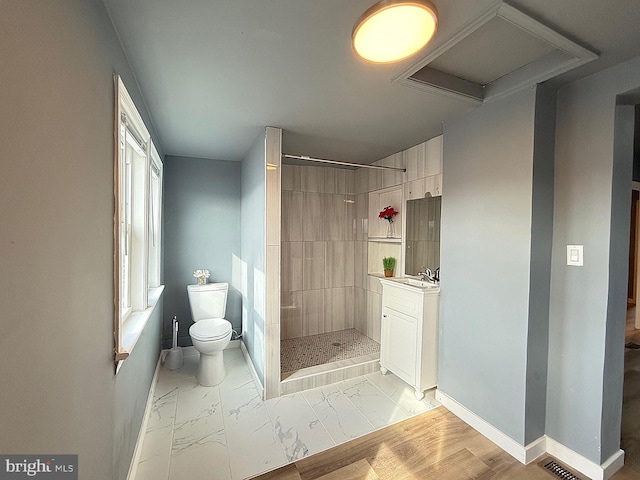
[434,173,442,196]
[426,135,443,176]
[381,308,418,386]
[405,177,426,201]
[404,142,426,182]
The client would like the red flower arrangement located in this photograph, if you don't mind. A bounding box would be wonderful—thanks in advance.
[379,205,399,222]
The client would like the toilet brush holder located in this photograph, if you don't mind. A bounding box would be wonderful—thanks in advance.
[165,346,183,370]
[164,315,183,370]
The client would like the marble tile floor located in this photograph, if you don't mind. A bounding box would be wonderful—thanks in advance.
[135,346,439,480]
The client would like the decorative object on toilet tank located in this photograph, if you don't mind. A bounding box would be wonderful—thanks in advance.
[383,256,396,277]
[379,205,399,237]
[193,269,210,285]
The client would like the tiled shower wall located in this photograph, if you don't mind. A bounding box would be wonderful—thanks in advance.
[280,165,368,339]
[280,139,437,346]
[355,152,405,344]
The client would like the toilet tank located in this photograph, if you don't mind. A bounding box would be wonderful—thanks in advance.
[187,283,228,321]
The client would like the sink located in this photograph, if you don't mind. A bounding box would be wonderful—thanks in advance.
[393,277,439,288]
[406,278,437,288]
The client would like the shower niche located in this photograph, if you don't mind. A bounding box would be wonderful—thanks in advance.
[367,185,403,277]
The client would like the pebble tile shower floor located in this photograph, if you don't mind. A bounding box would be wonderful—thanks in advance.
[280,328,380,374]
[134,346,438,480]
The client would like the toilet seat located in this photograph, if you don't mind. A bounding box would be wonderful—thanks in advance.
[189,318,232,342]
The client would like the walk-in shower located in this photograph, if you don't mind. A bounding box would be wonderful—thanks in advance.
[279,155,406,393]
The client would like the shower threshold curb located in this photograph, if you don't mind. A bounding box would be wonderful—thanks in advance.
[280,353,380,395]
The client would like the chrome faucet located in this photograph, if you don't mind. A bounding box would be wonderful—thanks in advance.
[417,266,431,281]
[417,266,440,283]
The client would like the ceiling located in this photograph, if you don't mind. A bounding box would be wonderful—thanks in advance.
[102,0,640,164]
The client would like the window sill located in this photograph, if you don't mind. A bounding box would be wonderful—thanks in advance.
[116,285,164,373]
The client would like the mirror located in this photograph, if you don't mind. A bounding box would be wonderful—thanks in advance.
[405,196,441,276]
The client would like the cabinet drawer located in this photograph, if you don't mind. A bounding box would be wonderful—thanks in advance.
[383,287,420,318]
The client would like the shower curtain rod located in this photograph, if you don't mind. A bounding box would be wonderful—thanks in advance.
[282,154,406,172]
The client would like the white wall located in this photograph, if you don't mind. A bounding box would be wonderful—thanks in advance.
[0,1,163,478]
[240,127,282,398]
[241,132,267,385]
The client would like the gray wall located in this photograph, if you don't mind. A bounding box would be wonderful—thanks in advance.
[440,86,554,445]
[114,306,162,480]
[241,132,267,385]
[163,156,242,347]
[0,1,163,478]
[440,54,640,465]
[547,55,640,463]
[525,85,556,443]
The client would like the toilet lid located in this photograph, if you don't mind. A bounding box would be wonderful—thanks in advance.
[189,318,232,341]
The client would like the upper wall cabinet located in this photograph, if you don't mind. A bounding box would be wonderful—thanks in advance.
[405,135,443,201]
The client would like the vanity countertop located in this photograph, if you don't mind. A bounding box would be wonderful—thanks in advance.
[379,276,440,293]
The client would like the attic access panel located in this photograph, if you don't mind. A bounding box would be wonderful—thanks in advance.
[394,2,597,104]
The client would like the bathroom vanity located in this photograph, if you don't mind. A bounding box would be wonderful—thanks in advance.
[379,277,439,400]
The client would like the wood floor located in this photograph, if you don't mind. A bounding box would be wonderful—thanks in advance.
[622,305,640,475]
[253,308,640,480]
[251,406,639,480]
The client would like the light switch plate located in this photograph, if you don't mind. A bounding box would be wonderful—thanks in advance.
[567,245,584,266]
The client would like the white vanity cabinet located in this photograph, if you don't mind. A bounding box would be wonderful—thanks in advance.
[379,278,439,400]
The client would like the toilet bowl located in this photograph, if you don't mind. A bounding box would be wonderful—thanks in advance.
[187,283,233,386]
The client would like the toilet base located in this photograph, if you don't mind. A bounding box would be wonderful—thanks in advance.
[197,350,227,386]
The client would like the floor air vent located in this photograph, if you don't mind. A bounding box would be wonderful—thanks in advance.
[539,458,585,480]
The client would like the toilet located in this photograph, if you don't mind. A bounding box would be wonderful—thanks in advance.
[187,282,233,386]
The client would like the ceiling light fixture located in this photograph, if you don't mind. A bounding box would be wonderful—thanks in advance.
[352,0,438,63]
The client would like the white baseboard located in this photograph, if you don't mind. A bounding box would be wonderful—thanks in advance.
[525,436,547,465]
[546,437,624,480]
[240,340,265,400]
[436,390,625,480]
[181,345,198,356]
[126,354,162,480]
[435,390,544,464]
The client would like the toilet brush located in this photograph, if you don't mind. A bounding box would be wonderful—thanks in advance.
[164,316,183,370]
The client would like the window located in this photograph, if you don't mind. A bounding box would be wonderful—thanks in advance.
[148,149,162,289]
[114,75,163,365]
